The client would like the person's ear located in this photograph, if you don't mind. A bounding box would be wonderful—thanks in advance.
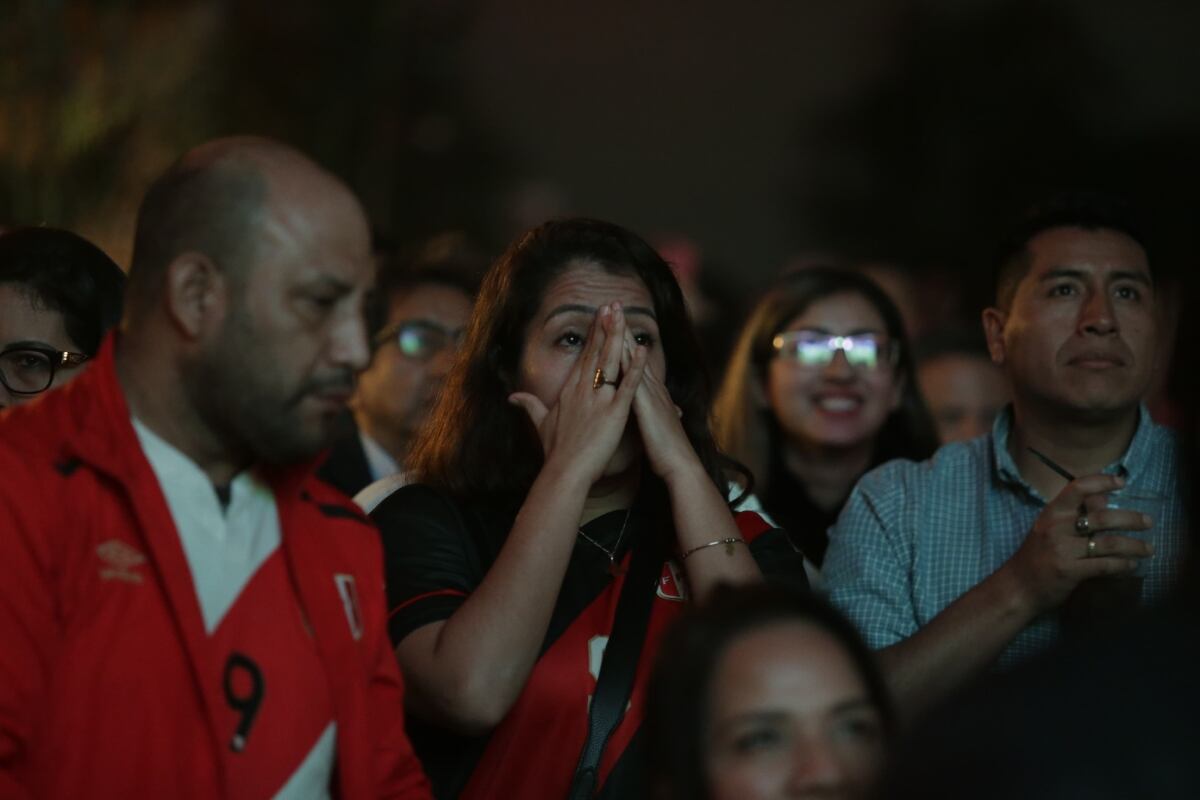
[163,252,227,340]
[981,307,1008,366]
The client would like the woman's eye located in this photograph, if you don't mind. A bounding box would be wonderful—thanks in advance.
[557,331,584,348]
[306,294,339,311]
[830,714,882,744]
[633,332,655,347]
[731,727,784,754]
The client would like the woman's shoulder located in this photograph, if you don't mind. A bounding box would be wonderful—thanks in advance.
[370,482,513,549]
[371,481,456,518]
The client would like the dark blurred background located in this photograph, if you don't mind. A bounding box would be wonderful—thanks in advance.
[3,0,1198,328]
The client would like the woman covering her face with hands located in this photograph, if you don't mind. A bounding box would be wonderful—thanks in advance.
[371,219,806,800]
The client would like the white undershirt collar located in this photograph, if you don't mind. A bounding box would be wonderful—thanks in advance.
[132,418,282,633]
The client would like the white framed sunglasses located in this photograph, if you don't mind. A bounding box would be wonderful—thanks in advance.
[771,331,898,370]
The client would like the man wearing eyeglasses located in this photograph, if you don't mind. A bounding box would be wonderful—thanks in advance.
[0,227,125,409]
[823,193,1188,720]
[0,137,431,798]
[316,236,481,501]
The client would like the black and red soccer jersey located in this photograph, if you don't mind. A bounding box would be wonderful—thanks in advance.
[373,484,808,799]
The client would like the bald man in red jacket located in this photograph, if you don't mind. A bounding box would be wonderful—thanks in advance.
[0,137,431,799]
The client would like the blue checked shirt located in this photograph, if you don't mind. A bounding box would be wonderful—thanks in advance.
[824,406,1188,668]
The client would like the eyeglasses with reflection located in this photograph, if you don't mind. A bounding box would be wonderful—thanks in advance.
[0,346,90,396]
[771,331,897,371]
[375,320,464,360]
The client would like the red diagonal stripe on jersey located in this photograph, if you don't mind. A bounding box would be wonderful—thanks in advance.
[389,588,469,618]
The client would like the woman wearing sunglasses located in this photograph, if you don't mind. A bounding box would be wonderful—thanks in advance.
[714,267,937,576]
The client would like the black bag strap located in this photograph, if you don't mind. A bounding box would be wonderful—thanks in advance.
[567,518,668,800]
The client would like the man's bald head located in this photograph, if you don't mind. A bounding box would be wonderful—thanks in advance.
[126,137,361,314]
[121,136,376,470]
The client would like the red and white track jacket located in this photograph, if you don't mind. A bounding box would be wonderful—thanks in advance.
[0,337,432,799]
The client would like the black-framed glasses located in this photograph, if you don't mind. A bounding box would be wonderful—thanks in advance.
[375,320,464,360]
[0,346,90,396]
[772,331,898,371]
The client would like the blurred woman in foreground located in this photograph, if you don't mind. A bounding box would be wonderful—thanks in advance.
[647,583,893,800]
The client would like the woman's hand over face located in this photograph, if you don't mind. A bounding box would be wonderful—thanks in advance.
[624,327,701,483]
[509,304,647,486]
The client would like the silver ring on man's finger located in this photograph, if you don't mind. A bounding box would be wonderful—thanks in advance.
[1074,514,1091,535]
[1086,536,1097,558]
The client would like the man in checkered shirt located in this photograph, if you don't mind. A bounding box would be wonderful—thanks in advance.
[824,194,1188,719]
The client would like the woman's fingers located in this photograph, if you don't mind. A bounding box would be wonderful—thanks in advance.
[618,315,636,374]
[638,354,674,408]
[571,305,610,391]
[632,356,665,421]
[628,343,696,479]
[614,342,647,408]
[508,392,549,430]
[597,303,625,391]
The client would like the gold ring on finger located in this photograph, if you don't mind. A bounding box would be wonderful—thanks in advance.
[1086,536,1097,558]
[592,367,618,390]
[1074,514,1090,535]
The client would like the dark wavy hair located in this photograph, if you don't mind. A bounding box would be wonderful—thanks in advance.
[645,583,895,800]
[406,217,728,508]
[714,267,938,492]
[0,226,126,355]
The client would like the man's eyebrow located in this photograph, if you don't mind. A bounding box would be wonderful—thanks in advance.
[1039,267,1152,287]
[1109,270,1153,287]
[1039,267,1089,282]
[1,339,57,352]
[542,303,657,323]
[303,274,354,294]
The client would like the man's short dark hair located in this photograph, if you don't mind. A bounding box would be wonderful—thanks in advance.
[994,192,1150,310]
[366,232,486,336]
[0,226,126,355]
[126,153,268,311]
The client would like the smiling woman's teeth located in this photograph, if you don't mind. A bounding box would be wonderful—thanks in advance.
[815,396,861,412]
